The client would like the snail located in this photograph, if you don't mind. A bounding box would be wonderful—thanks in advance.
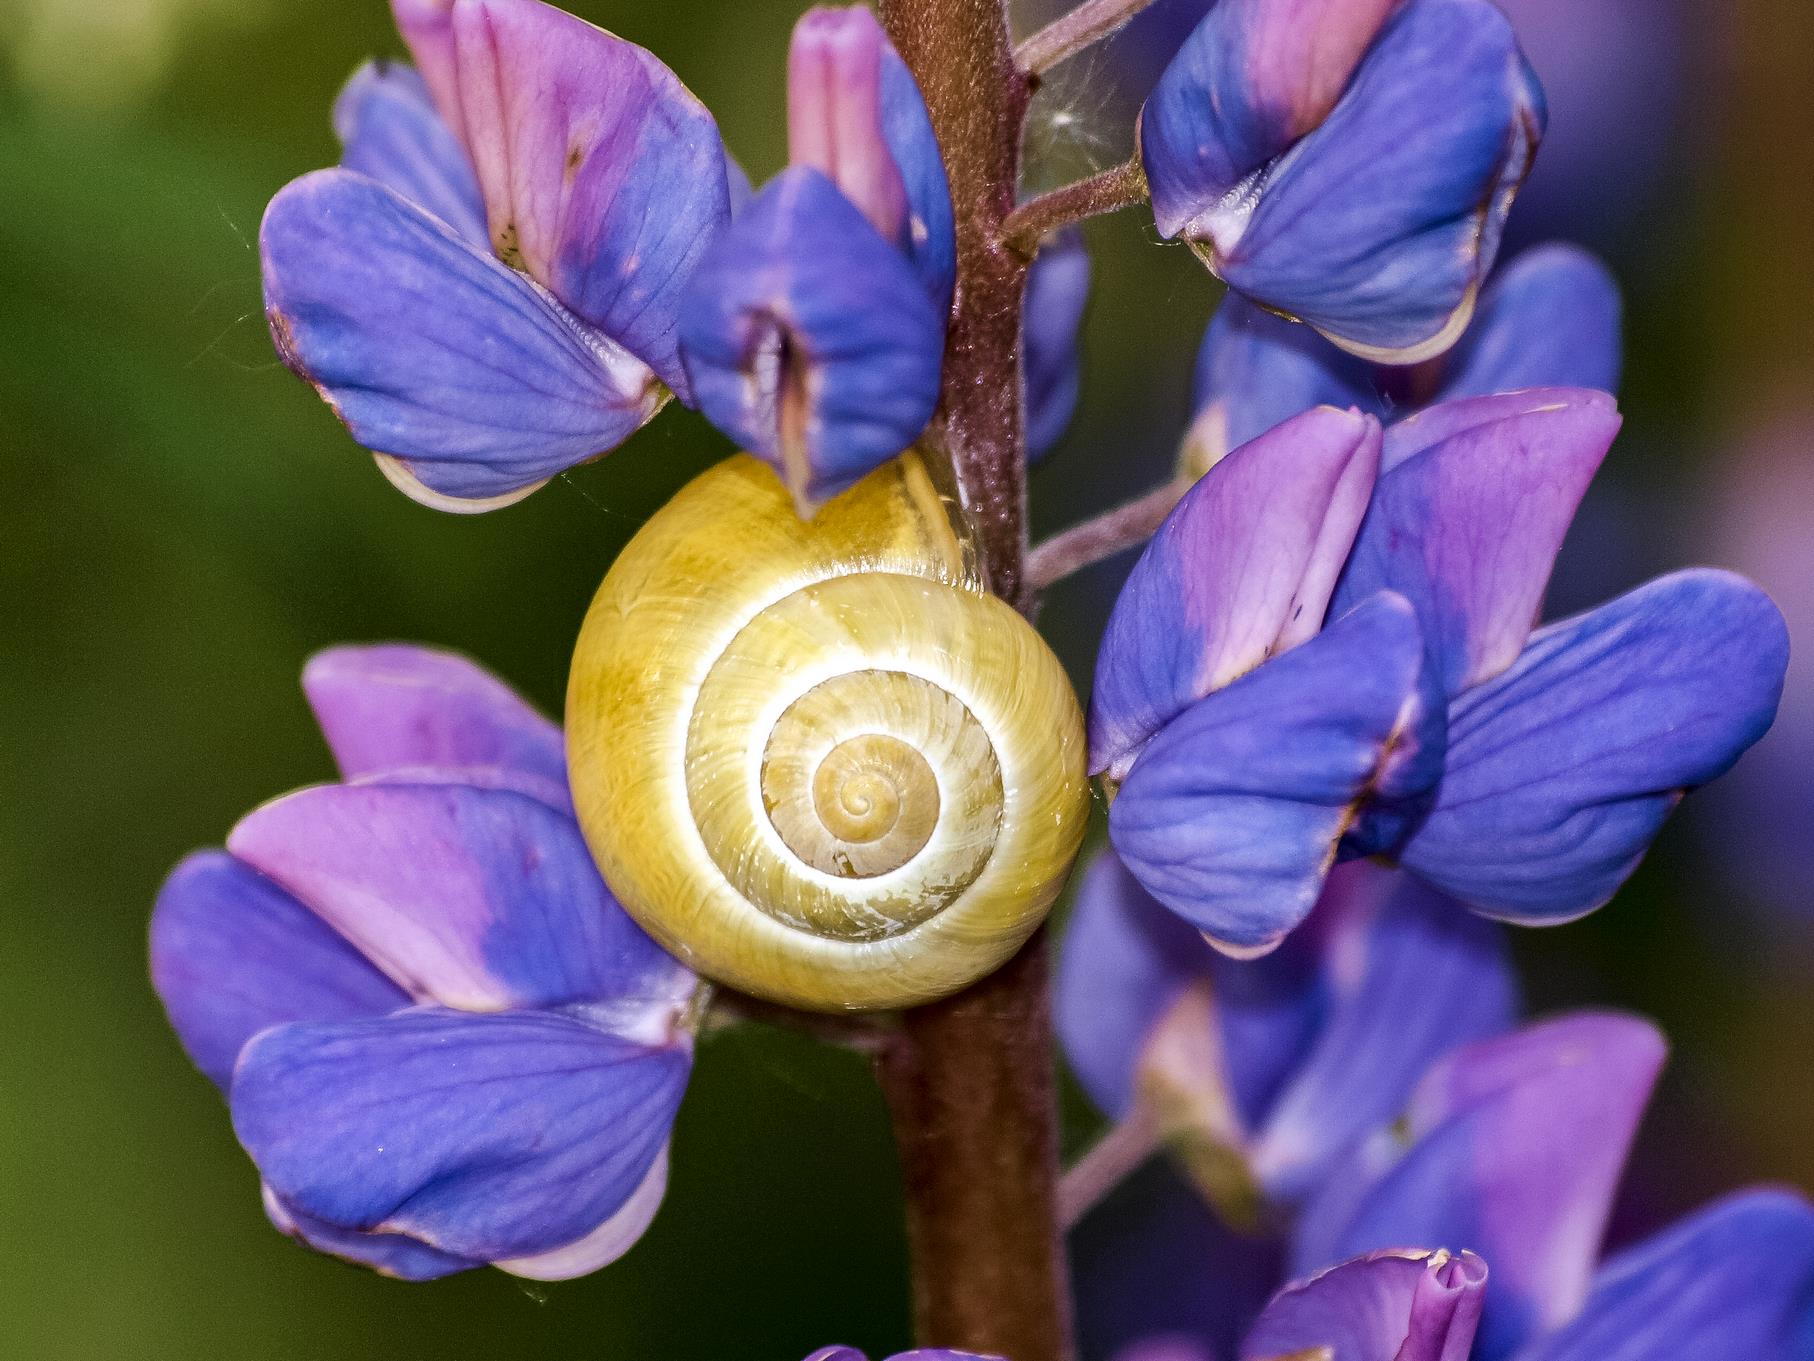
[567,452,1091,1011]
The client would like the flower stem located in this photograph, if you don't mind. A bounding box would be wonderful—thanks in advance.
[1058,1107,1163,1229]
[880,0,1034,608]
[1027,476,1188,589]
[875,3,1073,1359]
[1001,158,1148,258]
[1015,0,1163,78]
[876,941,1074,1361]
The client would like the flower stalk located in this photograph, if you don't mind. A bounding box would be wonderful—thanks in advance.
[1027,474,1192,589]
[1015,0,1163,77]
[874,1,1073,1358]
[1002,157,1149,258]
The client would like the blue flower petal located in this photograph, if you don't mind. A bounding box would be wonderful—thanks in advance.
[1090,406,1381,781]
[1251,871,1516,1206]
[1056,851,1218,1119]
[1143,0,1400,228]
[150,851,408,1090]
[231,1007,688,1268]
[1024,230,1090,462]
[679,166,945,512]
[1439,243,1622,400]
[1514,1189,1814,1361]
[260,169,665,508]
[1200,0,1546,362]
[1294,1013,1666,1359]
[878,40,956,308]
[1109,592,1433,955]
[1334,389,1622,699]
[301,644,568,808]
[263,1184,478,1280]
[227,782,693,1020]
[1192,296,1377,460]
[1400,570,1789,923]
[332,60,485,245]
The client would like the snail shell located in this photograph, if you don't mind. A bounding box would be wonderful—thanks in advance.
[566,453,1090,1011]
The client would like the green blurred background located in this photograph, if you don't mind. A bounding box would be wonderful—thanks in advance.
[2,0,1809,1357]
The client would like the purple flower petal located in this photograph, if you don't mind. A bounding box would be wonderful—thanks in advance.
[226,782,692,1021]
[1294,1013,1666,1358]
[150,851,408,1090]
[1109,592,1433,955]
[1187,0,1545,362]
[332,60,485,245]
[261,169,664,509]
[1515,1189,1814,1361]
[1400,570,1789,922]
[787,7,909,242]
[445,0,732,397]
[231,1007,688,1271]
[1089,405,1382,781]
[1334,389,1622,698]
[679,166,945,513]
[1438,244,1622,401]
[263,1183,477,1280]
[1251,872,1517,1205]
[301,644,568,809]
[1143,0,1400,224]
[1056,851,1221,1120]
[390,0,461,135]
[1243,1248,1487,1361]
[1192,295,1377,462]
[1025,229,1090,462]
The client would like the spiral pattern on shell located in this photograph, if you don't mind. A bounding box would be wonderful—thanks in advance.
[567,453,1090,1011]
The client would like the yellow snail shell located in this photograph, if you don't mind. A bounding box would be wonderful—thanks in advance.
[566,452,1090,1011]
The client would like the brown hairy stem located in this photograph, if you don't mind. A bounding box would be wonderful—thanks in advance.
[1002,157,1149,258]
[872,2,1074,1358]
[879,0,1033,607]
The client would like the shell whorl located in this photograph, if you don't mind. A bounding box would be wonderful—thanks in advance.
[566,453,1090,1011]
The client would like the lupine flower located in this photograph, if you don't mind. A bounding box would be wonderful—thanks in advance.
[1192,243,1623,463]
[262,0,735,510]
[1261,1020,1814,1361]
[1139,0,1545,363]
[1058,857,1517,1219]
[150,645,700,1279]
[1024,228,1092,462]
[1108,0,1683,249]
[806,1350,1001,1361]
[1081,1001,1814,1361]
[678,5,955,513]
[262,0,957,518]
[1090,386,1788,955]
[1058,856,1513,1358]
